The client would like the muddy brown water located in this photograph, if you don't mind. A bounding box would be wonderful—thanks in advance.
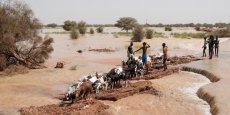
[1,29,228,115]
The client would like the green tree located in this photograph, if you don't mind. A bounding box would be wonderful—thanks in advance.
[78,21,87,35]
[132,25,144,42]
[63,20,77,31]
[115,17,138,32]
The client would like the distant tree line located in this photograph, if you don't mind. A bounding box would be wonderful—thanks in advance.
[145,23,230,28]
[44,22,230,28]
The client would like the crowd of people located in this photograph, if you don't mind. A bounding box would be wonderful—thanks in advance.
[202,35,219,59]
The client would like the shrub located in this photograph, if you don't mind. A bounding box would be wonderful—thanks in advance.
[214,28,230,38]
[195,26,201,31]
[114,32,132,36]
[165,26,172,31]
[70,65,77,71]
[153,32,165,38]
[90,28,94,34]
[172,32,206,38]
[146,29,153,39]
[47,23,58,28]
[70,28,79,39]
[63,20,77,31]
[132,25,144,42]
[4,65,28,76]
[96,26,104,33]
[78,21,87,35]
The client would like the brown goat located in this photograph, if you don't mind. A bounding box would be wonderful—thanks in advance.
[76,81,93,100]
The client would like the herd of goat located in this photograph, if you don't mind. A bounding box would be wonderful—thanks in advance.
[64,55,155,103]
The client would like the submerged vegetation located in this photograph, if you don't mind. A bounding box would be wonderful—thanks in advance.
[146,29,153,39]
[78,21,87,35]
[132,25,144,42]
[63,20,77,31]
[214,28,230,38]
[165,26,172,31]
[172,32,206,39]
[90,28,95,34]
[96,26,104,33]
[70,28,79,39]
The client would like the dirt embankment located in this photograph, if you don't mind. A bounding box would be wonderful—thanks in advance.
[20,81,160,115]
[181,66,220,115]
[94,81,161,101]
[19,55,202,115]
[133,67,179,81]
[20,99,110,115]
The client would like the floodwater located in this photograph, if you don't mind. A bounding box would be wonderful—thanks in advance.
[0,28,228,115]
[104,72,211,115]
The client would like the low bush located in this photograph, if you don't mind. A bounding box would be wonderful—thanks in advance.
[195,26,201,31]
[165,26,172,31]
[70,28,79,39]
[90,28,94,34]
[114,32,132,36]
[4,65,28,76]
[213,28,230,38]
[78,21,87,35]
[96,26,104,33]
[70,65,77,71]
[172,32,206,38]
[63,20,77,31]
[146,29,153,39]
[153,32,165,38]
[132,25,144,42]
[47,23,58,28]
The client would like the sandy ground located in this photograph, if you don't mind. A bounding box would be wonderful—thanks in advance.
[0,27,228,115]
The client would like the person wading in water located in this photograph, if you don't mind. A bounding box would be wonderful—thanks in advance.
[134,42,150,73]
[202,37,207,57]
[162,43,168,71]
[214,36,219,57]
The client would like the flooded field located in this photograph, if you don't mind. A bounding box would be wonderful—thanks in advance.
[0,28,229,115]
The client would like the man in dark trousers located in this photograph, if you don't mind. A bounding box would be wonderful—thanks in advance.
[208,35,214,59]
[202,37,207,57]
[214,36,219,57]
[162,43,168,71]
[127,42,134,61]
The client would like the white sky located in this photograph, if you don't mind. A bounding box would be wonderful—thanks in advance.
[24,0,230,25]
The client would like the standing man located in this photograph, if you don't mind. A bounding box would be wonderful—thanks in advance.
[162,43,168,71]
[214,36,219,57]
[134,42,150,72]
[127,42,134,61]
[208,35,214,59]
[202,37,207,57]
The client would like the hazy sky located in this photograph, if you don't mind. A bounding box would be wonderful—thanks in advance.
[24,0,230,25]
